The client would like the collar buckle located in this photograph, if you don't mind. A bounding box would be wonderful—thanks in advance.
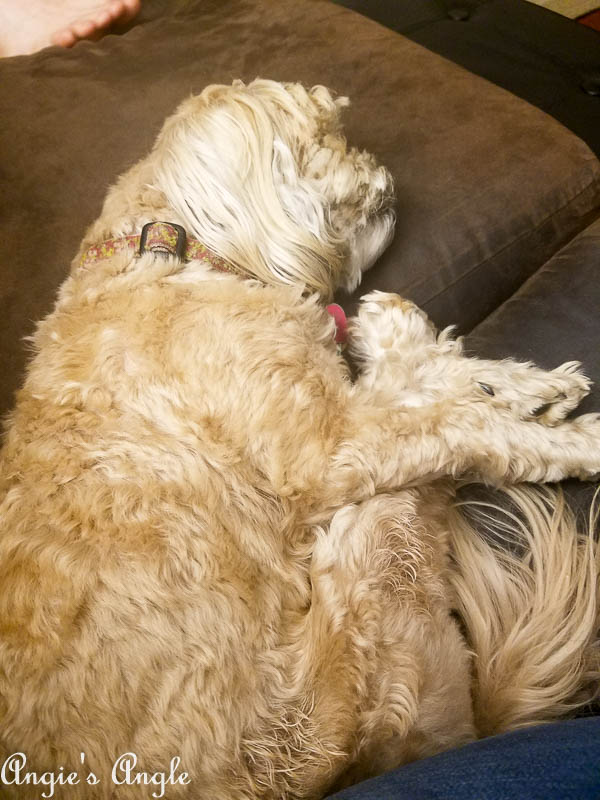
[138,221,188,260]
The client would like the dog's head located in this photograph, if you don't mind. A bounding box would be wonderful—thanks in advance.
[151,79,395,297]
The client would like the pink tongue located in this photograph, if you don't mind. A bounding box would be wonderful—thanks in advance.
[326,303,348,345]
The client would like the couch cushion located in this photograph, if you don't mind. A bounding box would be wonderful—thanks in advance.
[467,216,600,512]
[332,0,600,160]
[467,216,600,410]
[1,0,599,417]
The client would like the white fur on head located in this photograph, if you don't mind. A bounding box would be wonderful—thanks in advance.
[152,79,395,297]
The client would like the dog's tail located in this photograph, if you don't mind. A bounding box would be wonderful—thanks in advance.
[447,484,599,737]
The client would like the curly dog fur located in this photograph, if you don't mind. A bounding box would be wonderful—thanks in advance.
[0,79,598,799]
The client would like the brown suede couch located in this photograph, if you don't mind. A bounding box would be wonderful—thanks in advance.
[0,0,599,785]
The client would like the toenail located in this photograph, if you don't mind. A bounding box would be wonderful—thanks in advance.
[533,402,552,417]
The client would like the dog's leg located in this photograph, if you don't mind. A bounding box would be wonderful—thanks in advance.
[352,291,591,424]
[308,491,474,792]
[320,293,600,506]
[237,491,471,797]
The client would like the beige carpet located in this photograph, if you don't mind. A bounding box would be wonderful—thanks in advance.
[525,0,599,18]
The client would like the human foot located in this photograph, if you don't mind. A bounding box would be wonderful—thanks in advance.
[0,0,141,57]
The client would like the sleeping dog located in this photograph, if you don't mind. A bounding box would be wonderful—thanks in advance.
[0,79,598,799]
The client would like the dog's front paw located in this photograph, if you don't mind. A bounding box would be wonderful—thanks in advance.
[352,291,437,362]
[474,360,592,426]
[566,413,600,480]
[533,362,592,424]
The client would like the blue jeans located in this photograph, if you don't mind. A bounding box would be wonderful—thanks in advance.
[330,718,600,800]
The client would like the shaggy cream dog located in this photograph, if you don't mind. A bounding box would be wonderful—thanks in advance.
[0,79,598,800]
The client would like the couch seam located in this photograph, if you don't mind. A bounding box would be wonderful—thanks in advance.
[415,171,600,306]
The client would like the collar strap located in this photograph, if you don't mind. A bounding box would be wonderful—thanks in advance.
[80,222,347,347]
[79,221,235,273]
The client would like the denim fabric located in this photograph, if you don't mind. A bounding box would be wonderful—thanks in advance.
[330,718,600,800]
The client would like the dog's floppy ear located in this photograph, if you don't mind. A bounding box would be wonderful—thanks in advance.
[152,80,347,297]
